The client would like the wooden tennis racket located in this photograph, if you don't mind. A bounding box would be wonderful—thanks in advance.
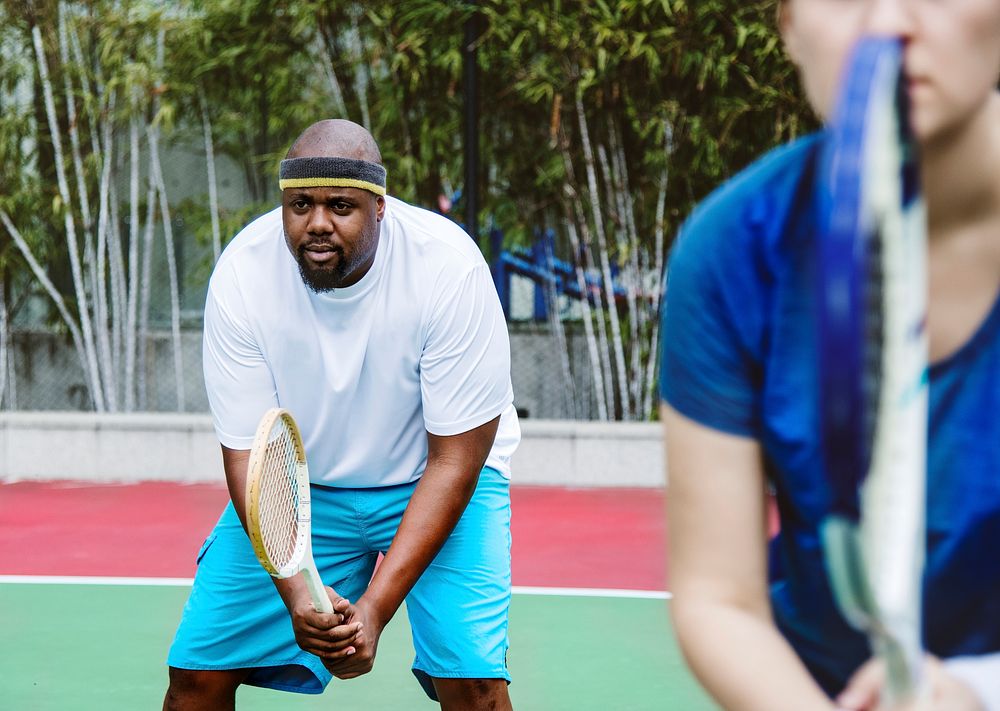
[245,407,333,613]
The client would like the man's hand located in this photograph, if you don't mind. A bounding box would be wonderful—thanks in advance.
[287,587,364,663]
[321,596,385,679]
[836,656,986,711]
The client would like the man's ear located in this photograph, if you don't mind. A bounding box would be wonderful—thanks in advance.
[375,195,386,222]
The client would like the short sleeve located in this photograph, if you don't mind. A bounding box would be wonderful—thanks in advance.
[202,266,278,449]
[420,264,513,435]
[658,217,766,438]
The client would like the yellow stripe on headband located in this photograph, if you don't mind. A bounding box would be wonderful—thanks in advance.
[278,177,387,195]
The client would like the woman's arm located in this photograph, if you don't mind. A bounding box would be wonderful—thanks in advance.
[664,404,836,711]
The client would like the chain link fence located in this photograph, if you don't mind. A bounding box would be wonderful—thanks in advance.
[1,321,605,419]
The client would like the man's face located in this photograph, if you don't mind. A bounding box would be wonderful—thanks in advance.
[281,186,385,292]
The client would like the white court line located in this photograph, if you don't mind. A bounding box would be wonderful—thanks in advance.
[0,575,671,600]
[514,585,670,600]
[0,575,194,586]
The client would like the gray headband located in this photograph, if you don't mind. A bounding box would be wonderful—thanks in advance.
[278,157,387,195]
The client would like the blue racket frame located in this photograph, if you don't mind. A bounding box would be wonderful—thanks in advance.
[816,35,926,702]
[817,36,918,521]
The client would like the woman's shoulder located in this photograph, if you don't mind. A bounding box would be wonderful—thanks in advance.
[677,132,825,257]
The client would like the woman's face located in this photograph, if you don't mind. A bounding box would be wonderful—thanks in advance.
[780,0,1000,142]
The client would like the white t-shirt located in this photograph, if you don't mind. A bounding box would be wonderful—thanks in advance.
[203,196,520,487]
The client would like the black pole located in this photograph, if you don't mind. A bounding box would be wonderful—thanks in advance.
[462,1,480,243]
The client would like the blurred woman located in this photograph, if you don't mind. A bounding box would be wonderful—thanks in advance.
[659,1,1000,709]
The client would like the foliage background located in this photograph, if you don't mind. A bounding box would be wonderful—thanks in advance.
[0,0,816,415]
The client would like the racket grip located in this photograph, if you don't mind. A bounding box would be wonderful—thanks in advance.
[301,562,334,614]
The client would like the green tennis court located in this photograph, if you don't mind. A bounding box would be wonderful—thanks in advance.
[0,582,716,710]
[0,482,719,709]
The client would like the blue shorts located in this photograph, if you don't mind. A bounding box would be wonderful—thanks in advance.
[167,467,511,700]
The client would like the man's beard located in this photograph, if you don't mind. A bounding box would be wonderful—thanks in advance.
[295,243,349,293]
[285,222,377,294]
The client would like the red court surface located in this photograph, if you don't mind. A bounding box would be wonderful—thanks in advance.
[0,481,668,591]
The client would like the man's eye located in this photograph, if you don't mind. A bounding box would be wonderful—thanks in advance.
[292,200,309,210]
[333,202,351,212]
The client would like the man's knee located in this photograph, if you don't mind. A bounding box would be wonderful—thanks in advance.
[432,677,511,711]
[163,667,245,710]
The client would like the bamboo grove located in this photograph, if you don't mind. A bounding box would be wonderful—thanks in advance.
[0,0,813,418]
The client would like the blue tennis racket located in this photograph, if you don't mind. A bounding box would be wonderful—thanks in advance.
[817,37,928,703]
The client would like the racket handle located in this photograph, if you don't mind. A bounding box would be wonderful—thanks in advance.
[301,561,334,614]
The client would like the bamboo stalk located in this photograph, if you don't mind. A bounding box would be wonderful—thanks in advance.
[350,10,371,131]
[94,89,119,410]
[147,29,185,412]
[642,122,674,419]
[32,24,105,410]
[608,121,644,414]
[597,139,641,417]
[198,90,222,262]
[0,276,8,409]
[108,175,127,396]
[148,141,185,411]
[137,163,156,411]
[562,213,607,422]
[1,210,93,408]
[57,3,93,235]
[540,231,577,418]
[66,6,104,182]
[316,35,349,118]
[575,90,630,419]
[124,106,141,412]
[559,137,612,421]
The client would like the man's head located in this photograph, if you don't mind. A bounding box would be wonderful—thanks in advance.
[280,120,387,293]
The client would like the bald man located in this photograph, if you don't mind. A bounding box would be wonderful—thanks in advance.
[164,120,520,710]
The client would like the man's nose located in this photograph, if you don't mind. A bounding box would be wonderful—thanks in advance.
[306,206,334,235]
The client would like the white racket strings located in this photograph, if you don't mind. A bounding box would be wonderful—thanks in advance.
[259,420,301,569]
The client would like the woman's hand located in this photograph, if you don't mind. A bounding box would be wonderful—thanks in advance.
[836,656,985,711]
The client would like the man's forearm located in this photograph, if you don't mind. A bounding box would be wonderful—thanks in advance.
[361,460,481,625]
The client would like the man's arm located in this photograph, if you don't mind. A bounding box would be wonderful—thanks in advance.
[220,445,361,660]
[664,405,836,711]
[323,414,500,679]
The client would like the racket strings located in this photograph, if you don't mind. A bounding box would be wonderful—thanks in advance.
[258,420,302,569]
[862,226,886,470]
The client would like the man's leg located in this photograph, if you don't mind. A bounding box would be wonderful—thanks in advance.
[165,501,361,702]
[162,667,248,711]
[432,678,513,711]
[402,468,514,705]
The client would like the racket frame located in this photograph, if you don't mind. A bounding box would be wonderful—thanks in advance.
[817,36,928,703]
[245,407,333,614]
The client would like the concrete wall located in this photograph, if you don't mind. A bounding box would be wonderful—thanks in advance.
[0,413,665,488]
